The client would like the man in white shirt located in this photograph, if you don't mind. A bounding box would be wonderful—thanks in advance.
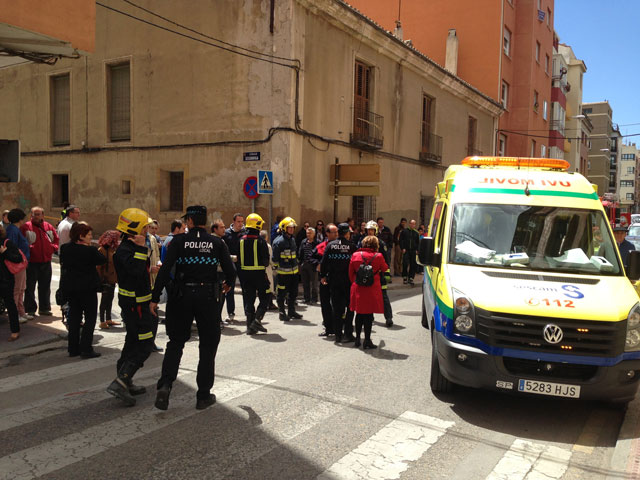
[57,205,80,245]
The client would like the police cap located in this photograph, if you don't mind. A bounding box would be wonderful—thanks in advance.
[337,223,350,235]
[183,205,207,225]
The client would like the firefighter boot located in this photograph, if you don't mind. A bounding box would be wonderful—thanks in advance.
[155,384,171,410]
[246,313,259,335]
[106,363,138,407]
[278,299,289,322]
[252,309,268,333]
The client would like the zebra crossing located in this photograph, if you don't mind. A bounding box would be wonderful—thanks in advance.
[0,337,605,480]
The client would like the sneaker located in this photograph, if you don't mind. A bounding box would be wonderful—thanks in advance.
[226,313,235,322]
[196,394,217,410]
[403,278,408,285]
[19,316,29,324]
[24,313,34,320]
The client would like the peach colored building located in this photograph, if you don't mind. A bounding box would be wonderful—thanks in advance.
[347,0,555,158]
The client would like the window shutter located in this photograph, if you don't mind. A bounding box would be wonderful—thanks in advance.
[51,75,70,146]
[109,63,131,141]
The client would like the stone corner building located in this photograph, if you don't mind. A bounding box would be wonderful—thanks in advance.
[0,0,502,233]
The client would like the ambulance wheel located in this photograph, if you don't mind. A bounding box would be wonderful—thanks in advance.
[430,331,453,393]
[421,301,429,329]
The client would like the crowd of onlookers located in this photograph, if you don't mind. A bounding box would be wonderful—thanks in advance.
[0,204,424,351]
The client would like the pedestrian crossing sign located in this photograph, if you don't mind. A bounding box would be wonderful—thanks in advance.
[258,170,274,194]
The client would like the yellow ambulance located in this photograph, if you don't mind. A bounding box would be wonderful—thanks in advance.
[419,156,640,404]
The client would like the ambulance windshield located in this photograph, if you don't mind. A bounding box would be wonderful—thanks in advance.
[449,204,622,275]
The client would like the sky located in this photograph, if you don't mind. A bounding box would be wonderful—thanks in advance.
[554,1,640,142]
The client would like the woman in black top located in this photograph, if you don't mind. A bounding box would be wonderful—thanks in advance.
[0,224,22,341]
[60,222,106,358]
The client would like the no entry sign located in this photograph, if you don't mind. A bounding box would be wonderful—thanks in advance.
[243,176,259,199]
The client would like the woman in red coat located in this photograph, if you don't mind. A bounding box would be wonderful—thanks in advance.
[349,235,389,349]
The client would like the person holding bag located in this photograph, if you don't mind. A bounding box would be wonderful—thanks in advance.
[0,224,24,341]
[348,235,388,349]
[60,222,106,358]
[97,230,121,329]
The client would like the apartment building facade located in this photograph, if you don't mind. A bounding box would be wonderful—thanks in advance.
[582,102,618,197]
[620,144,638,213]
[0,0,501,232]
[346,0,554,158]
[557,43,590,174]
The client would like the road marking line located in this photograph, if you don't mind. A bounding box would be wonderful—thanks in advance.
[0,353,122,394]
[0,375,274,480]
[279,392,356,441]
[317,411,454,480]
[486,439,572,480]
[0,359,198,432]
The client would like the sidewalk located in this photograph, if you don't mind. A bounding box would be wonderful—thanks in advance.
[607,396,640,479]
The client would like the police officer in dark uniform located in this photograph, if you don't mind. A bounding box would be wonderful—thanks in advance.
[320,222,356,344]
[150,205,235,411]
[106,208,156,407]
[272,216,303,321]
[239,213,270,335]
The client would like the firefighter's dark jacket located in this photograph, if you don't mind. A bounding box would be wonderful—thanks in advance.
[151,227,235,303]
[399,228,420,252]
[239,228,270,271]
[114,239,153,305]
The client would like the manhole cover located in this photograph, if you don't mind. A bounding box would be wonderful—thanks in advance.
[397,311,421,317]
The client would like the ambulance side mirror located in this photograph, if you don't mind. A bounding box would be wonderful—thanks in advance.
[418,237,439,267]
[628,251,640,281]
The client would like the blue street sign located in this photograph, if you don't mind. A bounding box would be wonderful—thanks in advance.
[258,170,274,194]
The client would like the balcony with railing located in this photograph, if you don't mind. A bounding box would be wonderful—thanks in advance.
[351,106,384,149]
[549,119,565,137]
[419,132,443,164]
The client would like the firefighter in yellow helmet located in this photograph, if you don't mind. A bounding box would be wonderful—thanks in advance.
[272,216,303,321]
[107,208,155,406]
[238,213,270,334]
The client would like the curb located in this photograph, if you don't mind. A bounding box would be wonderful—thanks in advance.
[606,396,640,479]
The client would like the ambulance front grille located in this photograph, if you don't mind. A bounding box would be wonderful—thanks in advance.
[475,308,625,357]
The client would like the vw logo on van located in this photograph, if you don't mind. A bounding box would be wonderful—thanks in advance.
[543,324,563,344]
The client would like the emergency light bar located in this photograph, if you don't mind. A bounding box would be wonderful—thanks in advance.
[462,156,570,171]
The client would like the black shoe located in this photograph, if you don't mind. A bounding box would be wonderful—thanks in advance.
[386,319,394,328]
[288,311,303,320]
[196,394,217,410]
[279,312,290,322]
[107,378,136,406]
[251,320,267,333]
[268,303,279,311]
[155,385,171,410]
[354,337,361,347]
[152,344,164,353]
[341,335,355,343]
[80,351,101,359]
[363,340,377,349]
[246,327,258,335]
[408,279,414,285]
[318,331,329,337]
[403,278,408,285]
[69,352,80,358]
[334,334,342,344]
[129,384,147,396]
[39,310,53,316]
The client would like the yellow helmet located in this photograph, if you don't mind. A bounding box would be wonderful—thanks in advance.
[116,208,152,236]
[246,213,264,230]
[365,220,378,235]
[279,216,297,231]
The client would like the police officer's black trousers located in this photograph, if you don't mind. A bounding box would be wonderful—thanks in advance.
[319,282,333,333]
[276,274,298,312]
[329,278,353,337]
[239,271,270,319]
[157,286,221,400]
[116,301,155,376]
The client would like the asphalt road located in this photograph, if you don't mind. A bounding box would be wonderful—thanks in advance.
[0,269,631,480]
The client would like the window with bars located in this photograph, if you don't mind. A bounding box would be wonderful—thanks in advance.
[169,172,184,211]
[351,196,376,225]
[51,74,70,146]
[467,116,477,155]
[108,62,131,142]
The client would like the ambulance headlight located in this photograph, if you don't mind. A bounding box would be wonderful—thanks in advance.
[626,303,640,351]
[452,288,475,337]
